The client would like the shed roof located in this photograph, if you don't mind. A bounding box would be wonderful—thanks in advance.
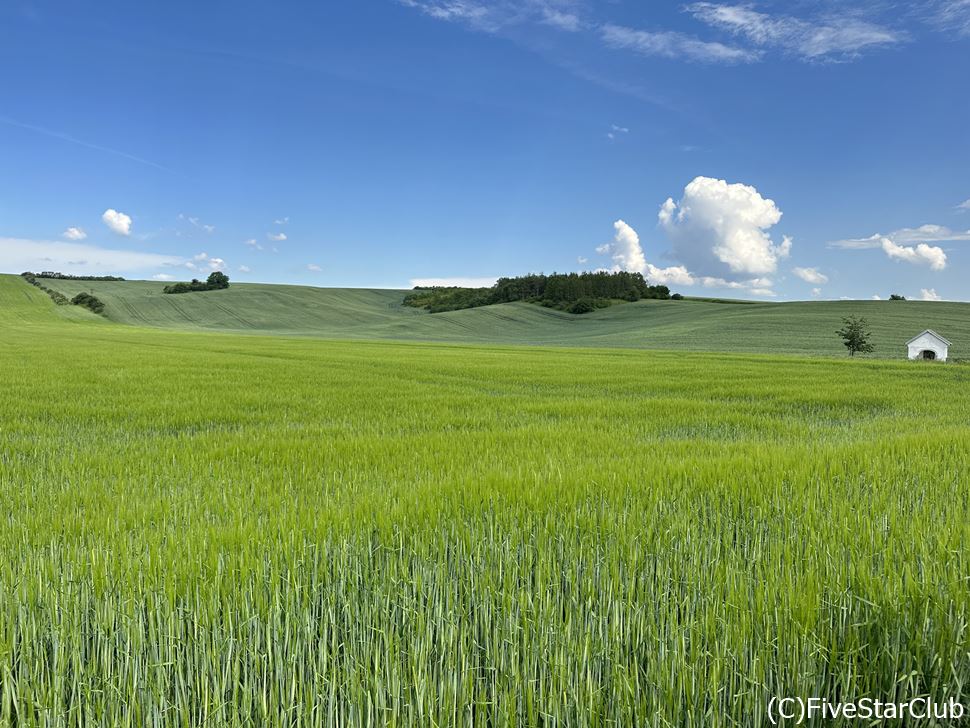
[907,329,951,346]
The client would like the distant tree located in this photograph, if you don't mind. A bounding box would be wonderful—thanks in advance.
[889,294,906,301]
[568,297,596,314]
[671,293,684,300]
[207,271,230,289]
[71,292,105,314]
[837,316,874,357]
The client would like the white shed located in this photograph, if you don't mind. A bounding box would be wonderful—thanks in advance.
[907,329,950,362]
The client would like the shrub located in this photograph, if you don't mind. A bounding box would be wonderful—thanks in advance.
[671,293,684,300]
[568,297,596,315]
[163,272,231,295]
[71,292,106,314]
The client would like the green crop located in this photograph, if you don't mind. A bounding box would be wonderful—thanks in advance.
[1,275,968,726]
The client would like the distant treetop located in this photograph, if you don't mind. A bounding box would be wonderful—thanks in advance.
[163,271,231,295]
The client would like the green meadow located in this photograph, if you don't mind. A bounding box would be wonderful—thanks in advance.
[37,275,970,357]
[2,273,969,726]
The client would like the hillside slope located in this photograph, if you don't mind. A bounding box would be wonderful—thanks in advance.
[15,274,970,358]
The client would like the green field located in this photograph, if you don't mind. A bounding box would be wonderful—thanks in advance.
[2,273,970,726]
[36,275,970,357]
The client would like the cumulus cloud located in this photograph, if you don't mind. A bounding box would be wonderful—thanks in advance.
[601,23,757,64]
[102,208,132,236]
[920,288,943,301]
[409,276,498,288]
[658,176,790,278]
[686,3,904,60]
[881,238,947,270]
[307,263,323,272]
[268,232,287,242]
[792,266,829,285]
[185,252,228,272]
[62,226,87,241]
[1,237,181,275]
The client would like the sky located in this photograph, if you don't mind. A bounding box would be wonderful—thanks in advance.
[1,0,968,301]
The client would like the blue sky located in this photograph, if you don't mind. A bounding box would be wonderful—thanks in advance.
[1,0,968,300]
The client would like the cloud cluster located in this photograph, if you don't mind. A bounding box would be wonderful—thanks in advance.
[186,252,227,272]
[920,288,943,301]
[399,0,581,34]
[62,226,87,241]
[658,176,790,278]
[831,224,958,271]
[1,237,180,275]
[686,3,903,60]
[102,208,132,236]
[268,232,287,242]
[601,23,755,64]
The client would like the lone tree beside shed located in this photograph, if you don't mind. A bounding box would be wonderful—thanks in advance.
[837,316,875,357]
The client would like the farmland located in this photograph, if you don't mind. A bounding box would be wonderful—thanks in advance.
[35,275,970,358]
[1,273,969,726]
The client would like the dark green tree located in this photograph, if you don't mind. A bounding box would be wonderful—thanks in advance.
[889,294,906,301]
[837,316,875,356]
[207,271,230,289]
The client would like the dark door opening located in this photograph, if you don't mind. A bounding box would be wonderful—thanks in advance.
[921,350,936,360]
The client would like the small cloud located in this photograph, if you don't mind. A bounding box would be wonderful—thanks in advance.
[62,226,87,241]
[307,263,322,272]
[244,239,264,251]
[238,265,252,273]
[152,273,176,281]
[268,232,287,242]
[601,23,758,64]
[920,288,943,301]
[577,256,589,265]
[872,294,882,300]
[102,208,132,236]
[882,238,947,270]
[409,276,498,288]
[274,217,290,225]
[749,288,777,297]
[958,199,970,211]
[792,266,829,285]
[811,287,822,297]
[186,253,227,272]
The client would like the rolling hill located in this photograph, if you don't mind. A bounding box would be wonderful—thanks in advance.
[12,274,970,358]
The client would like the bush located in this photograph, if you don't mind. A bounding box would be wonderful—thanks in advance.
[568,298,596,314]
[889,294,906,301]
[671,293,684,300]
[71,292,105,314]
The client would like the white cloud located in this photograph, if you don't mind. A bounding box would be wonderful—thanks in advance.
[307,263,323,272]
[185,252,228,272]
[658,176,790,278]
[399,0,582,34]
[749,288,777,297]
[871,294,882,300]
[152,273,176,281]
[179,214,215,233]
[792,266,829,285]
[62,226,87,241]
[409,276,498,288]
[1,237,181,275]
[927,1,970,36]
[244,238,264,251]
[920,288,943,301]
[832,224,970,249]
[577,256,589,265]
[274,217,290,225]
[601,23,757,64]
[600,221,696,286]
[959,199,970,211]
[268,232,287,242]
[686,3,904,60]
[812,287,823,297]
[102,208,132,236]
[238,265,252,273]
[881,238,947,270]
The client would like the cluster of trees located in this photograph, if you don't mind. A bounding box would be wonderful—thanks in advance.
[20,272,106,314]
[70,292,106,314]
[163,271,230,294]
[21,271,125,281]
[405,271,671,314]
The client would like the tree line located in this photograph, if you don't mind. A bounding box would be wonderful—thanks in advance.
[163,271,230,294]
[20,272,106,314]
[405,271,671,314]
[21,271,125,281]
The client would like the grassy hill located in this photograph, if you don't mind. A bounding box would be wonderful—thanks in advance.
[14,273,970,358]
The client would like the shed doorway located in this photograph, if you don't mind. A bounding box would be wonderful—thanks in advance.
[921,350,936,360]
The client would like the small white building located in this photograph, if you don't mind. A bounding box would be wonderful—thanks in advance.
[907,329,950,362]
